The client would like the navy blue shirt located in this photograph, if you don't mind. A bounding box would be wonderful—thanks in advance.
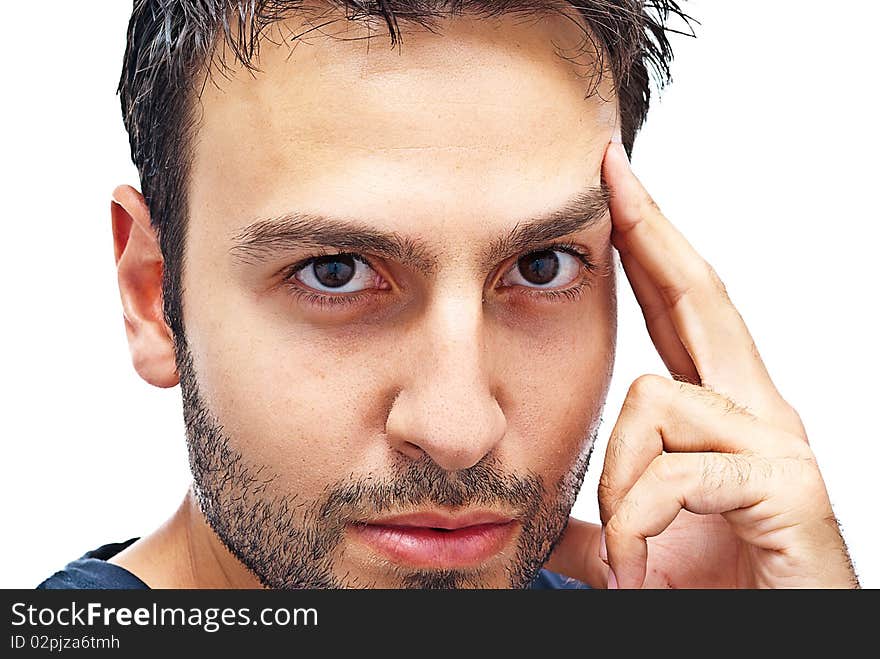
[37,538,588,590]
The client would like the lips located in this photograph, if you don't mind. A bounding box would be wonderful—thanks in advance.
[349,511,518,569]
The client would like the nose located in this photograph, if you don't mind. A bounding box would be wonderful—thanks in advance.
[384,291,507,471]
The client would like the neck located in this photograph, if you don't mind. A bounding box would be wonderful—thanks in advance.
[109,485,264,589]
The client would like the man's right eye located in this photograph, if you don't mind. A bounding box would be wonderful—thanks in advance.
[293,253,382,294]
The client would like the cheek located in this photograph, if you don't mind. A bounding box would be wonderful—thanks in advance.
[183,252,617,488]
[182,285,399,490]
[492,274,617,476]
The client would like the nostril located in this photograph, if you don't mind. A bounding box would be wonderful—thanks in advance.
[398,441,425,461]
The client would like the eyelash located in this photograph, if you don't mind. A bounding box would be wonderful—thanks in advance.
[282,242,596,310]
[281,253,378,311]
[511,242,595,304]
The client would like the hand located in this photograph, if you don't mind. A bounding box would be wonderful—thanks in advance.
[545,140,859,589]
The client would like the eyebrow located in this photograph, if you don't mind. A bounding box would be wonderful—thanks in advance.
[229,182,610,275]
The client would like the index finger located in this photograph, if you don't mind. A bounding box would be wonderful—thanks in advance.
[603,142,779,409]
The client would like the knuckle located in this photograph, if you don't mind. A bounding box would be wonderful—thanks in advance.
[775,454,827,504]
[773,426,813,459]
[779,401,809,438]
[657,279,692,307]
[699,453,749,491]
[605,512,630,540]
[627,373,669,405]
[648,454,683,484]
[783,452,820,480]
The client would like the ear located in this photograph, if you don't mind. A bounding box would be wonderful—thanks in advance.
[111,185,179,388]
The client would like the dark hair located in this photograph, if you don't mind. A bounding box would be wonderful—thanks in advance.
[118,0,693,343]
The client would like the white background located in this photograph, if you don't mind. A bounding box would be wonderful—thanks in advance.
[2,1,877,588]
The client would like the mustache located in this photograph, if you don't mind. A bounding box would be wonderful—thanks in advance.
[317,455,545,523]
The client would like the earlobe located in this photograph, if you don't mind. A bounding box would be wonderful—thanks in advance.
[111,185,179,388]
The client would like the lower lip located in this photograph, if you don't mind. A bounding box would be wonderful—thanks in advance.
[350,521,517,568]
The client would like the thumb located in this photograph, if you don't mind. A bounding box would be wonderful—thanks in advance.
[544,518,609,589]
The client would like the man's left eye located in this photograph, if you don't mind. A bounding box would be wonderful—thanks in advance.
[499,249,584,289]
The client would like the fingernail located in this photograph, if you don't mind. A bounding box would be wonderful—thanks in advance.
[611,130,623,145]
[599,527,608,563]
[607,568,618,590]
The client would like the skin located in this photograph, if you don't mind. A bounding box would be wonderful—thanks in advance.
[542,143,859,588]
[107,8,858,588]
[109,10,617,589]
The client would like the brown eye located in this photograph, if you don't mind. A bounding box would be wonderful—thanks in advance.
[293,253,378,294]
[500,248,585,290]
[312,254,356,288]
[517,250,559,285]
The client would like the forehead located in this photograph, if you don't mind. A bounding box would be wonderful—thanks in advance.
[189,8,617,240]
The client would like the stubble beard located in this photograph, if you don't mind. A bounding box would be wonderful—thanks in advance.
[177,341,596,589]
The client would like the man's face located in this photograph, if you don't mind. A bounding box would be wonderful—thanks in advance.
[180,8,618,588]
